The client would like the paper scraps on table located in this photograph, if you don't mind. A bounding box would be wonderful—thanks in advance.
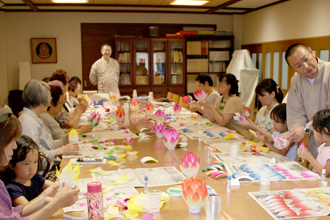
[140,156,158,163]
[56,161,80,189]
[108,161,124,166]
[91,139,102,151]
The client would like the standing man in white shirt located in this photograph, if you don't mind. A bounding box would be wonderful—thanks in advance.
[89,44,120,94]
[285,43,330,157]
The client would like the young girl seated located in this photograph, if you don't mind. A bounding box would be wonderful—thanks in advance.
[249,104,297,161]
[298,109,330,177]
[244,78,283,132]
[5,135,54,206]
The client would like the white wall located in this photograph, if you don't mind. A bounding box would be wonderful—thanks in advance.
[0,12,8,103]
[243,0,330,44]
[4,12,234,92]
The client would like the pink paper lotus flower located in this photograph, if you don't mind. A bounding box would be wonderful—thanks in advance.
[233,113,247,125]
[154,122,166,139]
[244,107,250,117]
[180,152,200,178]
[130,100,140,112]
[173,104,181,117]
[116,107,125,121]
[273,137,289,149]
[182,95,192,104]
[163,128,179,150]
[193,89,207,101]
[182,177,208,213]
[88,112,101,127]
[145,103,154,117]
[155,109,165,123]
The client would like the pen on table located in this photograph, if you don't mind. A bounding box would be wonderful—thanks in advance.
[144,176,148,193]
[104,156,116,160]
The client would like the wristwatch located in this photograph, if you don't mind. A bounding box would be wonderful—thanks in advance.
[304,126,311,134]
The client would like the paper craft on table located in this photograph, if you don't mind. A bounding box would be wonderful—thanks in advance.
[248,188,330,219]
[63,177,139,213]
[91,166,186,188]
[140,156,158,163]
[56,161,80,189]
[233,113,247,125]
[224,161,320,182]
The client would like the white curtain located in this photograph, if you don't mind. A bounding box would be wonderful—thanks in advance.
[226,49,259,108]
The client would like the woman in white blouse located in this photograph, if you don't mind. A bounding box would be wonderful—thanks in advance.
[19,79,79,171]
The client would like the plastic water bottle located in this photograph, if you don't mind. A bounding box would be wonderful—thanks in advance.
[87,181,104,220]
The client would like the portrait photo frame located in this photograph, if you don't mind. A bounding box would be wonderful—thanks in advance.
[31,38,57,64]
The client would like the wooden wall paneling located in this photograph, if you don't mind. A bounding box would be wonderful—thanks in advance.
[81,23,214,94]
[243,36,330,96]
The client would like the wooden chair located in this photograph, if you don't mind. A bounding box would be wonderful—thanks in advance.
[167,91,173,100]
[172,94,180,104]
[179,96,189,109]
[39,152,51,177]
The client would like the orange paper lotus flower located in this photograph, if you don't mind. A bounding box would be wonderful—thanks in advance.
[182,177,208,213]
[116,107,125,120]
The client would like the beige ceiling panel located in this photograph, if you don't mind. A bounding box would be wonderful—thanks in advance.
[230,0,279,8]
[205,0,231,7]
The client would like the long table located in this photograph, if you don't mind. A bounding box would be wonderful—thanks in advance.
[51,102,330,220]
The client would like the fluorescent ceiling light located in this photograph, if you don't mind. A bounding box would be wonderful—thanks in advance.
[171,0,209,6]
[51,0,88,3]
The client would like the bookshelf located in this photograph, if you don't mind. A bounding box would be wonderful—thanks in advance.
[185,35,234,93]
[115,38,186,97]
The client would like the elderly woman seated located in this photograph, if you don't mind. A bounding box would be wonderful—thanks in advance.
[19,79,80,170]
[50,69,88,129]
[39,80,93,140]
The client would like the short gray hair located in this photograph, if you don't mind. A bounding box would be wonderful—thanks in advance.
[23,79,51,108]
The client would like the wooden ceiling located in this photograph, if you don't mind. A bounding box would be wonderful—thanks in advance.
[0,0,288,14]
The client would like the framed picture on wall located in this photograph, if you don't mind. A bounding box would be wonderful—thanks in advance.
[31,38,57,64]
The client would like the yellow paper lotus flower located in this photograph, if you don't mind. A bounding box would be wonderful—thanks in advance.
[56,161,80,189]
[68,129,79,143]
